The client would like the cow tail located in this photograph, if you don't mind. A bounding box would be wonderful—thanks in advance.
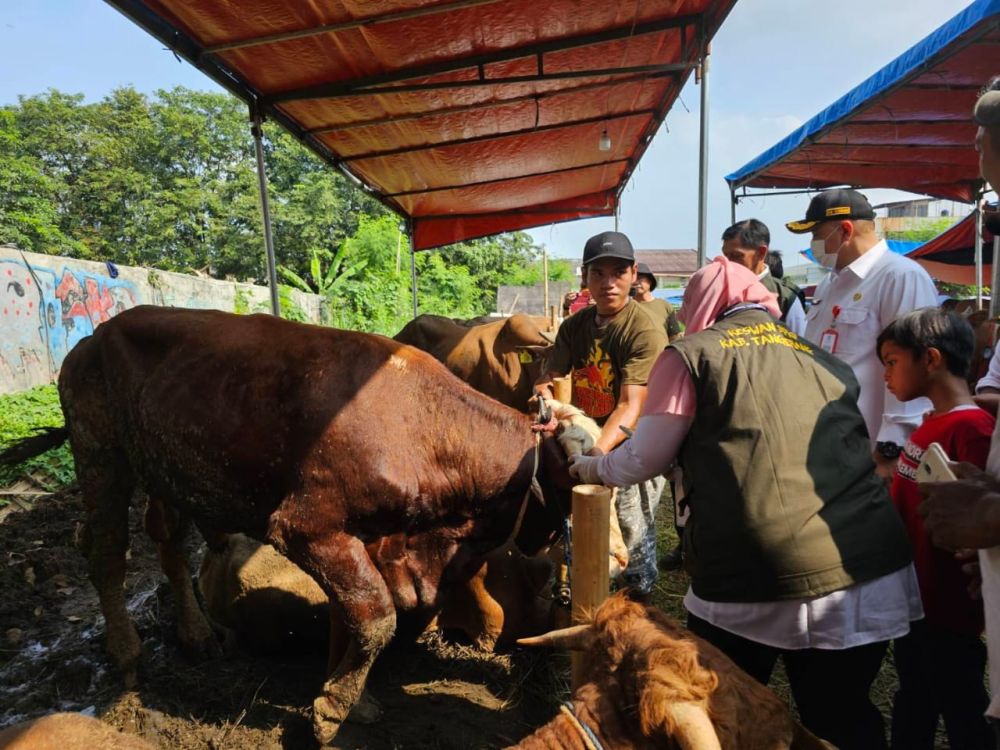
[0,427,69,466]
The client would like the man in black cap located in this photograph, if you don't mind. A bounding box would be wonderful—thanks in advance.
[632,262,681,341]
[535,231,668,600]
[787,188,937,479]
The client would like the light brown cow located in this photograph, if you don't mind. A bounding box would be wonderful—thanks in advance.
[393,314,555,410]
[513,596,833,750]
[0,713,154,750]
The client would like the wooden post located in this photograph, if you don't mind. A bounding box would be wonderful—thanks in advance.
[552,375,571,404]
[570,483,611,688]
[549,304,559,332]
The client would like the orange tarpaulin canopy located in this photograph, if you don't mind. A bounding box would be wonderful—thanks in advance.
[105,0,736,249]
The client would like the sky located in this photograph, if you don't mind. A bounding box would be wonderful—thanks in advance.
[0,0,983,265]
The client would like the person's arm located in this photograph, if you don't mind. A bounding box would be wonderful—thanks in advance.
[591,383,646,454]
[594,413,693,487]
[784,297,807,337]
[920,464,1000,549]
[974,355,1000,415]
[533,320,573,401]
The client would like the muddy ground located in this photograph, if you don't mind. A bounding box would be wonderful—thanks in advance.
[0,489,569,749]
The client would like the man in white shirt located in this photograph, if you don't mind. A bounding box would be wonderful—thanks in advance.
[720,218,807,336]
[787,189,938,478]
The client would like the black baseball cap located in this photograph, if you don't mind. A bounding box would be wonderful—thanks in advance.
[582,231,635,265]
[635,262,657,290]
[786,189,876,234]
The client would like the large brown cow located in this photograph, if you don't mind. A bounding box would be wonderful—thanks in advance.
[514,596,833,750]
[1,306,575,746]
[393,313,554,410]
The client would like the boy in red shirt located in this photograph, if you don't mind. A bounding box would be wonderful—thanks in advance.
[878,307,994,750]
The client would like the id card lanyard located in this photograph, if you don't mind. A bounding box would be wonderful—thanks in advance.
[819,305,841,353]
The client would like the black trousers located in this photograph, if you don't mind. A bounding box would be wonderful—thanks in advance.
[891,618,991,750]
[687,612,889,750]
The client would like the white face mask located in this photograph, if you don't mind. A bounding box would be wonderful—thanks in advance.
[810,226,844,269]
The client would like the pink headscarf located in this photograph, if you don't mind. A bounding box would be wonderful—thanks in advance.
[677,256,781,334]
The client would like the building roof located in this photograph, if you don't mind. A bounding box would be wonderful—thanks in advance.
[635,249,699,277]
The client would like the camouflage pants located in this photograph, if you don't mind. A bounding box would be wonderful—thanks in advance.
[616,475,666,596]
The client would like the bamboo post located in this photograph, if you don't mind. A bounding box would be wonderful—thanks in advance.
[570,483,611,688]
[549,304,559,331]
[552,375,571,404]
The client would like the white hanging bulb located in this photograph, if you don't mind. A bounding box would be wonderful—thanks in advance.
[598,128,611,152]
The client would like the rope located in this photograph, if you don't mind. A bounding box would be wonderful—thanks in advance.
[559,703,603,750]
[502,432,544,549]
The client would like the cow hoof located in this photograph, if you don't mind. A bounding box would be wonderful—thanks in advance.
[346,690,382,725]
[312,696,344,747]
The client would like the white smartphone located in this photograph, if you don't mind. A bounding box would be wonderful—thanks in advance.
[916,442,957,483]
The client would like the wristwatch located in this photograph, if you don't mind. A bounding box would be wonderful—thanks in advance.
[875,441,902,460]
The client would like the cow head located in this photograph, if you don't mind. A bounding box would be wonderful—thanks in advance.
[517,596,826,749]
[494,315,556,363]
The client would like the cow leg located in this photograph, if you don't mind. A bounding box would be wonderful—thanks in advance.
[144,496,219,658]
[78,460,142,686]
[289,533,396,746]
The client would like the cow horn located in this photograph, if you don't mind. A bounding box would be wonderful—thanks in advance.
[663,703,722,750]
[517,623,593,651]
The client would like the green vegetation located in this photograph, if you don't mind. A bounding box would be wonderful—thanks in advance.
[0,385,75,497]
[1,86,563,335]
[884,217,957,243]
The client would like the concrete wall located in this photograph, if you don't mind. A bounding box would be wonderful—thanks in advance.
[0,246,323,395]
[497,282,573,316]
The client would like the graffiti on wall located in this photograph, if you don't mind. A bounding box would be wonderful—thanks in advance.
[1,259,140,384]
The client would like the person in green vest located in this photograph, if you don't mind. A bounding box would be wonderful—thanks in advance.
[568,255,920,750]
[720,219,807,336]
[632,262,681,341]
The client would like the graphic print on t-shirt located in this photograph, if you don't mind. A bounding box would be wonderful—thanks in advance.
[573,340,615,418]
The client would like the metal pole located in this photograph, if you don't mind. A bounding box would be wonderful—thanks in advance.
[730,185,737,226]
[976,200,984,309]
[696,42,711,268]
[991,235,1000,319]
[542,247,550,315]
[250,107,281,317]
[409,225,418,318]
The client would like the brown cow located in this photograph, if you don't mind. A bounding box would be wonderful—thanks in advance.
[0,713,154,750]
[513,596,833,750]
[393,313,555,410]
[0,306,575,746]
[197,533,554,653]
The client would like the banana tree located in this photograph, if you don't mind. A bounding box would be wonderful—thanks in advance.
[278,245,367,296]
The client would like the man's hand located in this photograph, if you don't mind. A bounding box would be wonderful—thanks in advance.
[568,454,603,484]
[955,548,983,600]
[871,450,897,483]
[918,476,1000,550]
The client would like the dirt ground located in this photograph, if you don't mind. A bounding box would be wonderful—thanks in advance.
[0,489,568,749]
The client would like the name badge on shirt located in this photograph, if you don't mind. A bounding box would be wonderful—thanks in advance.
[819,328,839,353]
[819,304,842,354]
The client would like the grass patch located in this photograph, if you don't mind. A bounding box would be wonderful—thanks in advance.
[0,384,75,497]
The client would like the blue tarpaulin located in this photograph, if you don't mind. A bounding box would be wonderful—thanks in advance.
[726,0,1000,202]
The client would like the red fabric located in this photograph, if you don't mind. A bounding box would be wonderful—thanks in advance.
[131,0,738,249]
[568,289,593,315]
[891,406,995,634]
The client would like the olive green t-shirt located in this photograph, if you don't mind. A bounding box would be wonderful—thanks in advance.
[546,300,668,423]
[638,298,681,341]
